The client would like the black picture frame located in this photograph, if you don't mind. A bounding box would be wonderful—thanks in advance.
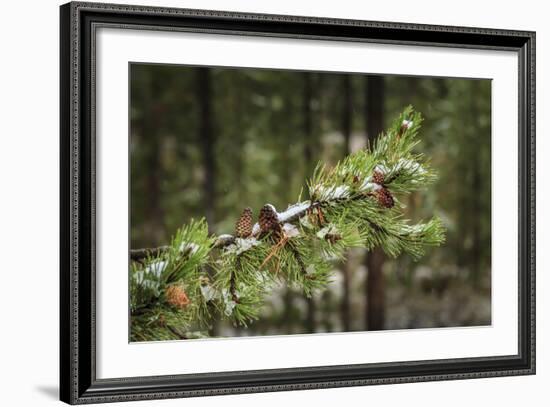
[60,1,536,404]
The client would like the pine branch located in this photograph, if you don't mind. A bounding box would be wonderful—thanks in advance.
[129,106,446,341]
[130,204,319,261]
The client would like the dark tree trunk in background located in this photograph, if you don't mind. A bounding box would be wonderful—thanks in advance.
[234,73,246,202]
[342,75,352,153]
[197,67,216,232]
[365,75,386,331]
[303,73,314,164]
[316,74,334,332]
[145,132,162,242]
[197,67,218,336]
[303,72,316,333]
[366,248,386,329]
[142,77,164,247]
[341,74,352,331]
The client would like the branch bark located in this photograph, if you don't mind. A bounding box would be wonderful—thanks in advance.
[130,246,170,262]
[129,201,325,261]
[129,193,376,262]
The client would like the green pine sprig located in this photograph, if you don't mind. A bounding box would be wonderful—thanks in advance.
[129,106,446,341]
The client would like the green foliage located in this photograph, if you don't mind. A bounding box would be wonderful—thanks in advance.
[130,107,446,341]
[214,239,272,326]
[130,219,215,341]
[309,106,444,260]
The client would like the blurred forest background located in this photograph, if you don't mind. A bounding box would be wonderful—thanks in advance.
[130,63,491,336]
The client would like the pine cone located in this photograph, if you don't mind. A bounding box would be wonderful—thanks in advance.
[165,285,191,309]
[259,204,281,235]
[372,169,385,185]
[235,207,253,238]
[375,187,394,208]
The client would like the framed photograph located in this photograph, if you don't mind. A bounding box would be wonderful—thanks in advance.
[60,1,535,404]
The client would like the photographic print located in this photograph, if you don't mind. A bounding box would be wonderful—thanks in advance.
[61,4,534,402]
[129,64,491,342]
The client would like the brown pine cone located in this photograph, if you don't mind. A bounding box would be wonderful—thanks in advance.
[235,207,253,238]
[165,284,191,309]
[372,169,385,185]
[259,204,281,236]
[375,187,395,208]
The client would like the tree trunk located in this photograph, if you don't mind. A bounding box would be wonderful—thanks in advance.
[142,75,164,248]
[303,72,316,333]
[341,74,352,331]
[365,75,386,331]
[197,67,216,232]
[196,67,218,335]
[366,247,386,330]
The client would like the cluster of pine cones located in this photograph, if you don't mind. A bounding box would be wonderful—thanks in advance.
[234,167,394,241]
[235,204,283,239]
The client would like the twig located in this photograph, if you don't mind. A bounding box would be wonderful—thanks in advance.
[130,191,375,262]
[130,246,170,262]
[130,242,205,262]
[286,242,308,275]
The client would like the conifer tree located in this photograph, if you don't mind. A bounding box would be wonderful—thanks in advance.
[130,107,445,341]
